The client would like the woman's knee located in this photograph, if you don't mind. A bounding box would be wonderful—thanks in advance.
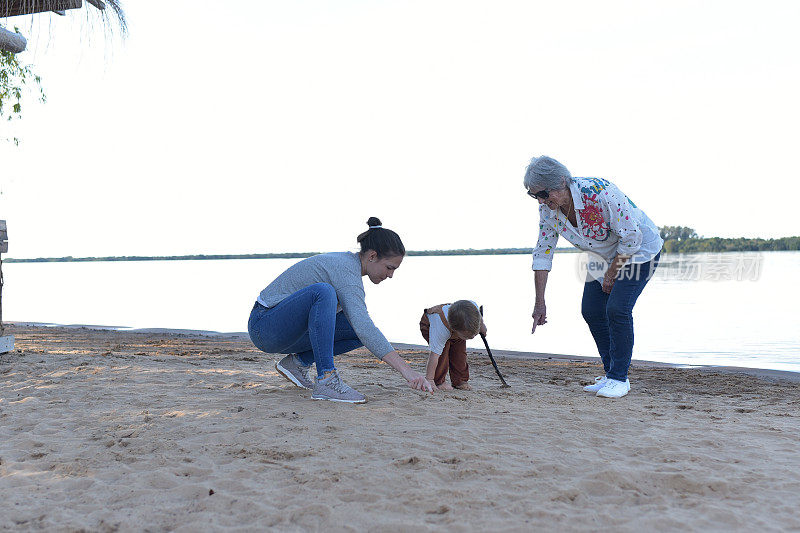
[605,300,633,323]
[308,282,337,304]
[581,299,606,324]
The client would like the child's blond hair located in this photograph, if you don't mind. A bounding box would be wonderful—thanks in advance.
[447,300,482,336]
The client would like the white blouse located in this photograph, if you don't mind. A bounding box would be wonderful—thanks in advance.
[532,177,663,271]
[426,301,480,356]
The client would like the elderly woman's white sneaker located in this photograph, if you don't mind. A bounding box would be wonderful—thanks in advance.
[596,378,630,398]
[583,376,607,392]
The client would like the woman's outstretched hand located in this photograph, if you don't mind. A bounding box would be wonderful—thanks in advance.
[382,351,434,393]
[408,373,434,393]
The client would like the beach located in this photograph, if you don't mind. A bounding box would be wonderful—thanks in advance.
[1,324,799,532]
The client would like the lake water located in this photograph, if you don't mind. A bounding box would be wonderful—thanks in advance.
[3,251,799,372]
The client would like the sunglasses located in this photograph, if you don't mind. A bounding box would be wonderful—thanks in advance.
[527,189,549,200]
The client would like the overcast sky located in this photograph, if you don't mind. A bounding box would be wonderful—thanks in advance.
[1,0,798,258]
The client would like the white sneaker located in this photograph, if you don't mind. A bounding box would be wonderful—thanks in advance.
[596,378,630,398]
[583,376,607,392]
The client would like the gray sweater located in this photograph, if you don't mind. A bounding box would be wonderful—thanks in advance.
[257,252,393,359]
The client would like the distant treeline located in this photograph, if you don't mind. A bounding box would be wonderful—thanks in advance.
[3,248,545,263]
[663,236,800,253]
[407,248,541,256]
[3,231,798,263]
[659,226,800,253]
[3,252,322,263]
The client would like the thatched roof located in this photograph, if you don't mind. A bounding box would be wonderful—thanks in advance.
[1,0,126,53]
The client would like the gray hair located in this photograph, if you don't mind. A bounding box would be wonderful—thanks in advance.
[523,155,573,192]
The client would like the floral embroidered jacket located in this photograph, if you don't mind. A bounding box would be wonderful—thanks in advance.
[532,177,663,271]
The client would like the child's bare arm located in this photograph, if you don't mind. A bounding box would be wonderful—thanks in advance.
[425,352,440,384]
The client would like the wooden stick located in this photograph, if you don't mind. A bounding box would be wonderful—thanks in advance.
[480,333,510,387]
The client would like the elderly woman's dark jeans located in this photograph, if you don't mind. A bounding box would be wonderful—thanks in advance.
[581,253,660,382]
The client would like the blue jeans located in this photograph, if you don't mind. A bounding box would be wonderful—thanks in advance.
[247,283,363,377]
[581,253,660,382]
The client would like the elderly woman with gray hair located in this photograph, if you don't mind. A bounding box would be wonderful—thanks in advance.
[525,156,663,398]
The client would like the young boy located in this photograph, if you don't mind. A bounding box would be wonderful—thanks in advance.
[419,300,487,391]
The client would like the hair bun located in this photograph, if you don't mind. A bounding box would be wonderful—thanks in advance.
[356,216,405,257]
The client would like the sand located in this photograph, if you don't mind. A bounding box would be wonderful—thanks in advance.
[1,324,799,532]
